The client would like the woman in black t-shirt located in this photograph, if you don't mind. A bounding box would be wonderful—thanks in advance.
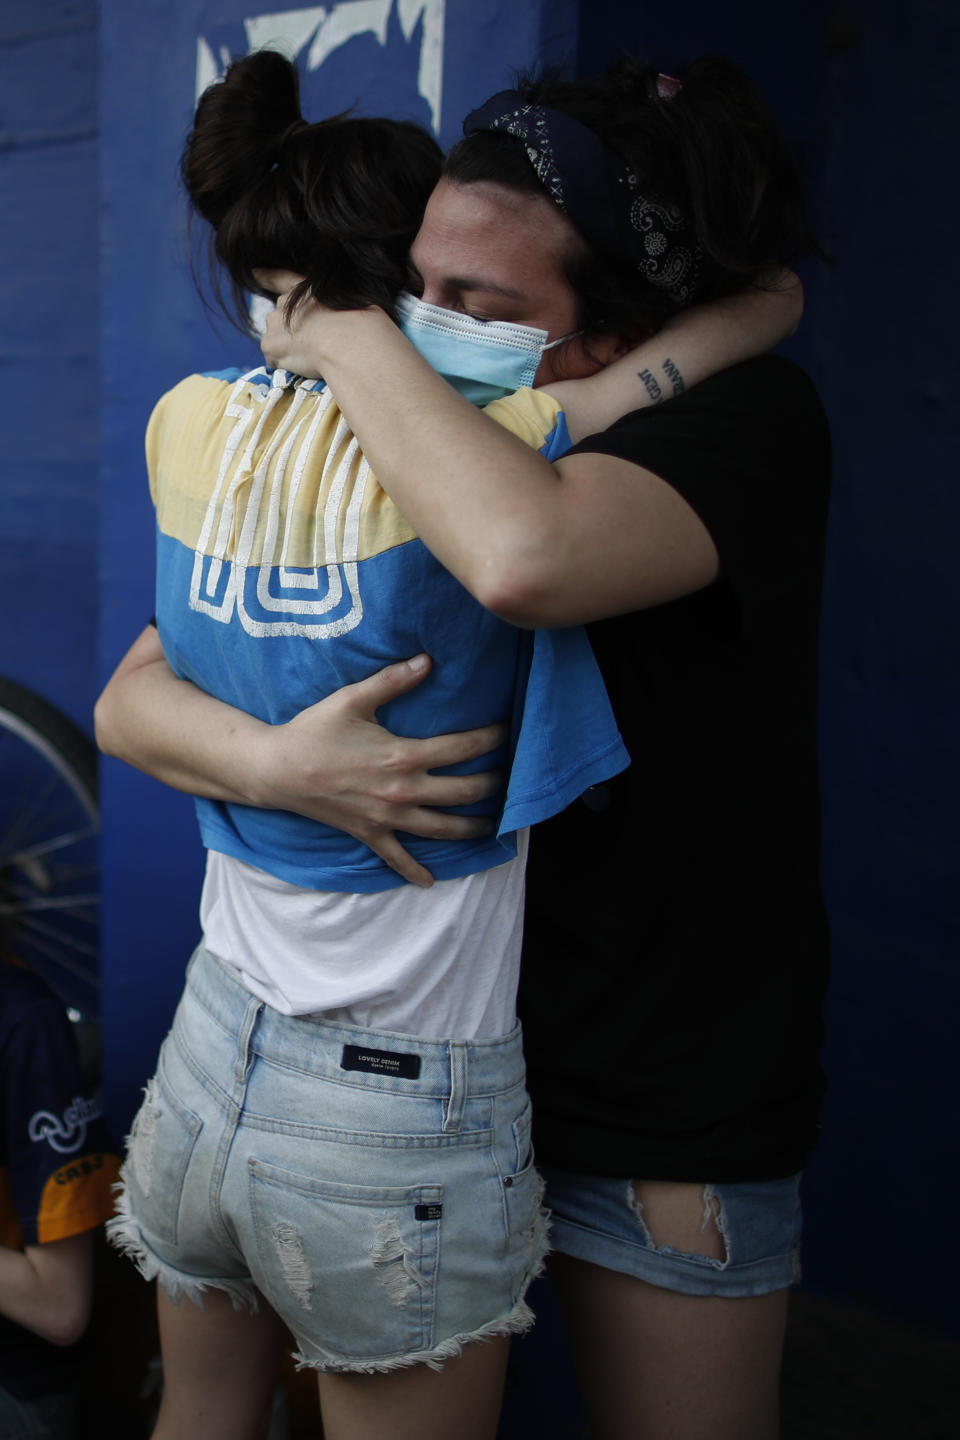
[250,58,830,1440]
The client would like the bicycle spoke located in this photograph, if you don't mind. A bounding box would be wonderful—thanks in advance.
[6,910,99,961]
[0,678,100,1012]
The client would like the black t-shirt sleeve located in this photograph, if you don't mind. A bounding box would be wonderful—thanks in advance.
[566,356,831,604]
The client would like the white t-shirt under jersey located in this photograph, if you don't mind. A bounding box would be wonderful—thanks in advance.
[200,830,529,1040]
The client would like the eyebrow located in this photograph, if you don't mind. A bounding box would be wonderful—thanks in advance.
[408,262,526,302]
[447,275,526,300]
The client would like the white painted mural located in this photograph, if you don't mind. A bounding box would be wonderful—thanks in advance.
[196,0,445,132]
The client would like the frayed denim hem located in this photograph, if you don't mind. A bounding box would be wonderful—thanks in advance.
[293,1294,537,1375]
[107,1174,260,1313]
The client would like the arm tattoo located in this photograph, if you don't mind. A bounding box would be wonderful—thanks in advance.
[662,357,686,397]
[637,367,663,402]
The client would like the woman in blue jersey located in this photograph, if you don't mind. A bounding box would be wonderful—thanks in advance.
[98,49,801,1440]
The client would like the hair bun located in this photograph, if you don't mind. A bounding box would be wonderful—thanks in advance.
[183,49,304,228]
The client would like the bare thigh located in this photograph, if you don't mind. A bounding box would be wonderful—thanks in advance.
[316,1334,510,1440]
[550,1179,789,1440]
[151,1284,287,1440]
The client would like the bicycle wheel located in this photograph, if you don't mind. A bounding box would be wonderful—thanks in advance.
[0,678,99,1015]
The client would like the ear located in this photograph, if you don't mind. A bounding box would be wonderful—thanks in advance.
[538,329,622,385]
[582,322,653,368]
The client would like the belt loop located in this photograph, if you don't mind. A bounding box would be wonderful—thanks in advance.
[443,1042,468,1133]
[233,997,263,1090]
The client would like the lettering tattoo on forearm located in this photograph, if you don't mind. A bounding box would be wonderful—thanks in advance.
[637,368,663,402]
[638,359,686,406]
[662,357,685,396]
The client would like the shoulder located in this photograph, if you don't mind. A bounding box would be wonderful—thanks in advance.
[565,358,829,577]
[569,357,829,509]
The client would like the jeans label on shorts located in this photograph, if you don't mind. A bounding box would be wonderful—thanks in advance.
[341,1044,421,1079]
[415,1204,442,1221]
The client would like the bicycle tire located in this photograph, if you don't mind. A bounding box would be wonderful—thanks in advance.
[0,677,99,1013]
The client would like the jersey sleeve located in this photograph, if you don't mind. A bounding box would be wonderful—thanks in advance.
[2,992,120,1248]
[483,387,571,459]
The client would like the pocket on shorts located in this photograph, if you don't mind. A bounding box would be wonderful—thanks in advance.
[248,1157,443,1361]
[123,1064,203,1248]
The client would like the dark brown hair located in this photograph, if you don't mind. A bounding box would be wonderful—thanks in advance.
[183,49,442,328]
[445,55,825,341]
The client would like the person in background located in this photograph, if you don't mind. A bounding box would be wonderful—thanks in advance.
[0,956,120,1438]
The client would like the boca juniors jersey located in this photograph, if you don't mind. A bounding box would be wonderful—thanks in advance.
[149,368,629,892]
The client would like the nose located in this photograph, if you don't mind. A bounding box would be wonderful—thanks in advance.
[416,282,445,308]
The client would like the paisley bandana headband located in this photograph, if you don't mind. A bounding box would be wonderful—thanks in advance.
[462,90,703,307]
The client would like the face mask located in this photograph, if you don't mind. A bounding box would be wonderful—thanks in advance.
[395,292,575,405]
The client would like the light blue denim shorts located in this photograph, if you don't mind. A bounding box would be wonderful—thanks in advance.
[541,1166,802,1297]
[110,945,547,1373]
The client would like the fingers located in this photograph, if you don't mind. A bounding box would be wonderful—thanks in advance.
[411,726,507,771]
[357,808,498,888]
[341,656,507,771]
[363,832,436,889]
[359,807,497,889]
[379,767,503,809]
[340,654,433,715]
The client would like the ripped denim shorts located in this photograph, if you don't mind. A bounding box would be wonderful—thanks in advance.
[109,945,547,1374]
[541,1167,802,1297]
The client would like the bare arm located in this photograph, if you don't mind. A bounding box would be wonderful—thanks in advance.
[0,1232,93,1347]
[95,626,505,887]
[263,303,717,626]
[261,279,799,625]
[545,273,801,442]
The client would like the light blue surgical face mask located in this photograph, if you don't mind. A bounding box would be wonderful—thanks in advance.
[395,291,576,406]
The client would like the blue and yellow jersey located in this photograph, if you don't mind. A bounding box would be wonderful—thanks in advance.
[150,367,628,892]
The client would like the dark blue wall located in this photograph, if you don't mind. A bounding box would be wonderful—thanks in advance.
[800,3,960,1337]
[0,4,99,730]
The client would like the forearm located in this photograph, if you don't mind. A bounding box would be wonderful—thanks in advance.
[550,270,803,438]
[97,631,505,881]
[95,626,274,805]
[264,278,799,617]
[0,1235,93,1347]
[282,307,568,608]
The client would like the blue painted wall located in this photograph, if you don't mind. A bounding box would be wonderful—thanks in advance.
[0,4,98,730]
[3,0,956,1347]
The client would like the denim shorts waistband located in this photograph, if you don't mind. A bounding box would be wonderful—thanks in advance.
[184,942,526,1099]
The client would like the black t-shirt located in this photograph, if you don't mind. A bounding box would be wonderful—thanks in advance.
[519,356,831,1182]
